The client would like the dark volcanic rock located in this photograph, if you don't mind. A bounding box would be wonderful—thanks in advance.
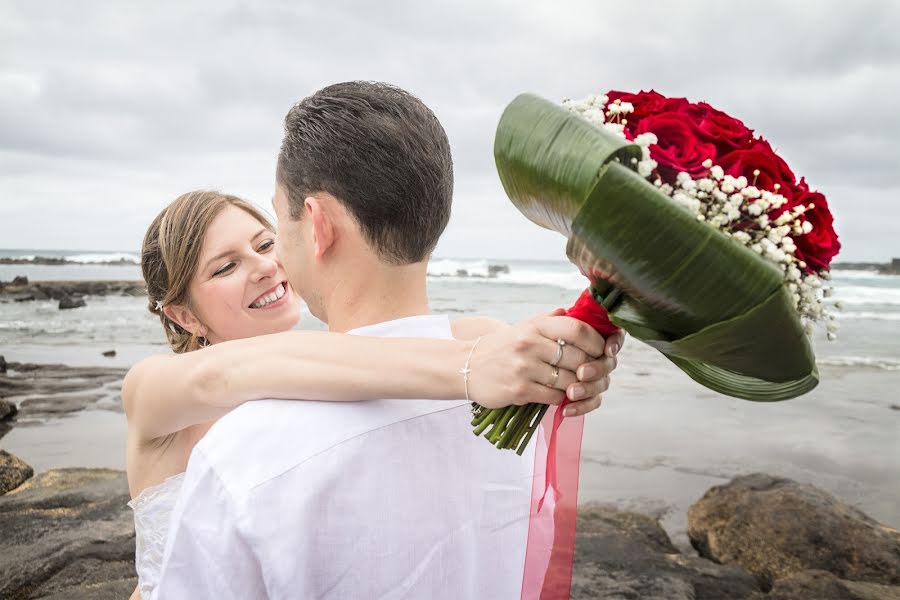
[572,504,761,599]
[13,293,35,302]
[0,469,136,599]
[12,275,28,285]
[0,280,147,301]
[0,398,17,420]
[757,569,900,600]
[0,363,126,419]
[101,350,116,358]
[19,393,106,417]
[59,295,87,310]
[0,451,33,496]
[0,354,6,373]
[688,473,900,590]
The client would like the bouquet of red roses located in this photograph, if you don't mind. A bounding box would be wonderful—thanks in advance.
[473,90,841,453]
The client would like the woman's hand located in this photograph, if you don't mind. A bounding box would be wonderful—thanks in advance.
[465,313,622,415]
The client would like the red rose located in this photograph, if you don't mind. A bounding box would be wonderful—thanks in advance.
[685,102,754,153]
[606,90,689,132]
[634,112,717,179]
[716,139,796,193]
[790,190,841,272]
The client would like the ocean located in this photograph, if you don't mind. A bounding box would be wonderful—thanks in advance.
[1,249,898,549]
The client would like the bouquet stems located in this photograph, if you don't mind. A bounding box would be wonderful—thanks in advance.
[471,283,621,454]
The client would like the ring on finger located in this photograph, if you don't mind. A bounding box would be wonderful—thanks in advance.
[550,338,566,367]
[545,365,560,388]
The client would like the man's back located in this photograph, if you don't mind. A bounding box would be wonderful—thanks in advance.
[157,315,536,599]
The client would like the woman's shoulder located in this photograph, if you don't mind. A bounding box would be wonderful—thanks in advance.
[122,353,174,418]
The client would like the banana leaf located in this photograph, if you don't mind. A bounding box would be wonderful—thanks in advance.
[494,94,818,401]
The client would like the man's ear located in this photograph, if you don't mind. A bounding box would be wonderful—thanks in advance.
[163,304,207,338]
[304,196,335,259]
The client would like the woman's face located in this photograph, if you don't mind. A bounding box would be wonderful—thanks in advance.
[186,205,302,344]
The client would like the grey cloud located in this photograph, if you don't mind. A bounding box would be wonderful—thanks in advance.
[0,0,897,260]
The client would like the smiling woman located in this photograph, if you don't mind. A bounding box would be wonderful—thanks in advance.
[142,190,300,352]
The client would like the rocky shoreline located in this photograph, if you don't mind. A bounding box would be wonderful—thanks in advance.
[2,358,898,599]
[832,259,900,275]
[0,466,896,599]
[0,277,146,310]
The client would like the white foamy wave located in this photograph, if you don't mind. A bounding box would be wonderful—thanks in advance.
[426,259,588,290]
[427,259,493,278]
[818,356,900,371]
[833,286,900,306]
[64,253,140,264]
[837,311,900,321]
[831,269,898,280]
[495,270,587,291]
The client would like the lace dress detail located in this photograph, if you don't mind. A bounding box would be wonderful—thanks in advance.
[128,473,185,600]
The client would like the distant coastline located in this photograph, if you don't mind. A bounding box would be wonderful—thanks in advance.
[0,256,139,266]
[2,253,899,274]
[831,259,900,275]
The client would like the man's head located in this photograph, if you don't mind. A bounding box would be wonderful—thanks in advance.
[273,81,453,319]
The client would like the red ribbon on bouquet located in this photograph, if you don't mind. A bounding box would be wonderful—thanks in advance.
[521,289,620,600]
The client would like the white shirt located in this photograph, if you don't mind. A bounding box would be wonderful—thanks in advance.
[157,314,536,599]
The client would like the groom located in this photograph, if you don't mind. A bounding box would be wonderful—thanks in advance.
[157,82,623,598]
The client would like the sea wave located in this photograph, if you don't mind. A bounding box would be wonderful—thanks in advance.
[818,356,900,371]
[426,259,587,290]
[0,252,140,265]
[64,253,140,264]
[837,311,900,321]
[833,286,900,306]
[831,269,898,280]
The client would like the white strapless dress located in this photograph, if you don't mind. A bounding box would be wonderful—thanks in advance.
[127,473,185,600]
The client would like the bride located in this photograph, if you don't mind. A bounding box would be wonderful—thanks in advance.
[124,190,618,599]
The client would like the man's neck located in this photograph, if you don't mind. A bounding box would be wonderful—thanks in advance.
[323,261,431,333]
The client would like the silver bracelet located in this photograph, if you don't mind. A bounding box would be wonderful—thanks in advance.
[459,336,483,402]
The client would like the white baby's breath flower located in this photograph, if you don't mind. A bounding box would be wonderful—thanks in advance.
[747,203,763,216]
[710,165,724,180]
[638,160,657,178]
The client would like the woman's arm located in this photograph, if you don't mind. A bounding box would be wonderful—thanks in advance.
[123,316,614,440]
[450,316,509,339]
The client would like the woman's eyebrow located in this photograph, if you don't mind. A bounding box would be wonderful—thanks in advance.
[203,229,270,271]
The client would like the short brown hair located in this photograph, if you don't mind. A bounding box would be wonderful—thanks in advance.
[142,190,273,353]
[276,81,453,265]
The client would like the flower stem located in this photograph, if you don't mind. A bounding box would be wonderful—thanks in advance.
[516,404,550,455]
[473,408,500,436]
[487,405,517,444]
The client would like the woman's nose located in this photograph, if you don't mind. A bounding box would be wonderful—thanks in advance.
[251,254,279,281]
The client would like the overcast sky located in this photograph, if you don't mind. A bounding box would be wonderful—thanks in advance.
[1,0,898,261]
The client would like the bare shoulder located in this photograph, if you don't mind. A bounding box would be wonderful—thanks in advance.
[121,354,172,418]
[450,317,510,340]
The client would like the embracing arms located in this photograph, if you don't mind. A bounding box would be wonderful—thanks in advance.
[123,315,621,441]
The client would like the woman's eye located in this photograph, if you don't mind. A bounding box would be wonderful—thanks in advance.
[258,240,275,252]
[214,263,235,277]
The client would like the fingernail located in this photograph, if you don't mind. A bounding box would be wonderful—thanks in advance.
[567,385,584,400]
[563,407,576,417]
[607,343,620,357]
[578,365,596,381]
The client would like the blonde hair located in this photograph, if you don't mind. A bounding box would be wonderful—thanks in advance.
[142,190,274,353]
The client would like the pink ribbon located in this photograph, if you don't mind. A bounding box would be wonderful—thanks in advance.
[520,400,585,600]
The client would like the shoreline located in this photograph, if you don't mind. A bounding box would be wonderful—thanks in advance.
[2,353,898,552]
